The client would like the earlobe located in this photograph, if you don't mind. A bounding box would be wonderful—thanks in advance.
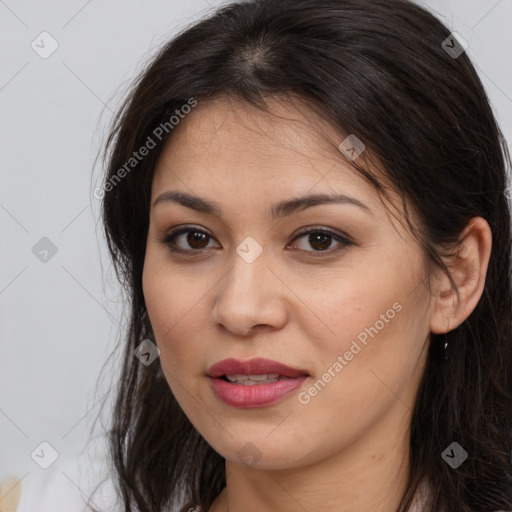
[429,217,492,334]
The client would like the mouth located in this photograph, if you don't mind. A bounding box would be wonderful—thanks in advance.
[207,358,310,408]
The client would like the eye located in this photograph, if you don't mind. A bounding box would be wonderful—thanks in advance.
[161,225,353,256]
[161,226,219,254]
[287,227,353,256]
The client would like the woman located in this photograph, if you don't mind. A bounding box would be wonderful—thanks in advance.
[95,0,512,510]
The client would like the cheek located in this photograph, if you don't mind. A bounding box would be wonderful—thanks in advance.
[142,255,208,375]
[295,264,404,356]
[299,292,428,428]
[298,257,427,394]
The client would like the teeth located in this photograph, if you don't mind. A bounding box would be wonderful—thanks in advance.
[225,373,284,384]
[248,374,279,381]
[227,374,248,381]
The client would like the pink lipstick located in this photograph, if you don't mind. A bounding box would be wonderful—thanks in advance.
[207,357,309,408]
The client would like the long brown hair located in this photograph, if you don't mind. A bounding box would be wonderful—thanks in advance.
[93,0,512,510]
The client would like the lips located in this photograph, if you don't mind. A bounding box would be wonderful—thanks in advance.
[207,357,309,379]
[207,357,310,408]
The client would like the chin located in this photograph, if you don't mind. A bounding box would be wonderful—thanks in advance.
[209,435,315,471]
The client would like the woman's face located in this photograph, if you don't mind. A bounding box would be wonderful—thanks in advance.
[143,95,435,470]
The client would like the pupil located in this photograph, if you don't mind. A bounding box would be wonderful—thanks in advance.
[188,231,208,248]
[310,233,330,250]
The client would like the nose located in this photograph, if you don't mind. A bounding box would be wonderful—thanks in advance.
[212,245,288,337]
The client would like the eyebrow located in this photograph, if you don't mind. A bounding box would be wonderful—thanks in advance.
[153,190,373,219]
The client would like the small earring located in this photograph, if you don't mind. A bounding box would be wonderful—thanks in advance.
[444,314,455,361]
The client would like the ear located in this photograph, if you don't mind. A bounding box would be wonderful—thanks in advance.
[430,217,492,334]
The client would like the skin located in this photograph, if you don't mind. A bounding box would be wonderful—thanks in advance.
[142,94,492,512]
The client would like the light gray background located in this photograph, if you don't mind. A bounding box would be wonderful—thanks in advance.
[1,0,511,509]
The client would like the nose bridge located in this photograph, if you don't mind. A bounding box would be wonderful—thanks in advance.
[213,236,286,334]
[223,236,268,302]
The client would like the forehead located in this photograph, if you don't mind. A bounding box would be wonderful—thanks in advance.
[152,94,378,198]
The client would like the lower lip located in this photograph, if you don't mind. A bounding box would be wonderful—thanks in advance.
[209,376,308,408]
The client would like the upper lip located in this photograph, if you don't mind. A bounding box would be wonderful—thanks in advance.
[207,357,309,378]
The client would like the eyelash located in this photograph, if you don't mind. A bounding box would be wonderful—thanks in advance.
[160,225,353,258]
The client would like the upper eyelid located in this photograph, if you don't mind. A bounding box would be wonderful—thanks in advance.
[165,224,348,238]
